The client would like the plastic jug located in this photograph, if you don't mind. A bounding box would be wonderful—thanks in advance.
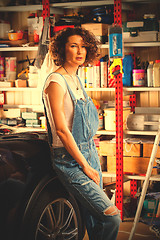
[147,61,153,87]
[153,60,160,87]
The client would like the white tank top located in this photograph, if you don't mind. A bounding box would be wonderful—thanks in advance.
[43,72,84,147]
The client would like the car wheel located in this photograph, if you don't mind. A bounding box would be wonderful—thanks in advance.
[19,180,84,240]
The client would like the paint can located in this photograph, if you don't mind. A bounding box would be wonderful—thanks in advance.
[133,69,145,87]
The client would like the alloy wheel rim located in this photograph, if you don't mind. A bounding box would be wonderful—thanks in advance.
[35,198,79,240]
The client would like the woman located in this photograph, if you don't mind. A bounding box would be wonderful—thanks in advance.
[43,27,121,240]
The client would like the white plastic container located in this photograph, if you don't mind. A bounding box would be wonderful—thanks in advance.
[104,108,131,131]
[0,22,11,39]
[153,60,160,87]
[28,73,38,87]
[147,61,154,87]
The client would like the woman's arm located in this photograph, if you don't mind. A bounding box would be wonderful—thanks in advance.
[45,82,100,185]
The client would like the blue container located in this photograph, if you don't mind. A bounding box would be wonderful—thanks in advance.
[122,55,134,86]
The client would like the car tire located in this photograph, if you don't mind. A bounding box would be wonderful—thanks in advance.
[19,179,84,240]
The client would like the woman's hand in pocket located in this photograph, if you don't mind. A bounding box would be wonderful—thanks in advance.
[83,165,100,186]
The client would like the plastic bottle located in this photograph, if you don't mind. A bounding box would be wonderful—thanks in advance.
[153,60,160,87]
[147,61,154,87]
[98,109,104,130]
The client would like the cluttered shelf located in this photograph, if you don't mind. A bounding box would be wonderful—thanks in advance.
[3,104,43,110]
[0,4,63,14]
[1,42,160,52]
[124,130,158,136]
[0,87,41,91]
[86,87,160,92]
[0,1,132,11]
[0,46,38,51]
[101,42,160,48]
[102,172,160,181]
[124,87,160,92]
[96,129,158,136]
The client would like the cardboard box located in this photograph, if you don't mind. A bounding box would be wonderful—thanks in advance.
[0,108,21,118]
[99,141,142,157]
[143,143,160,158]
[107,156,157,175]
[0,81,14,87]
[15,79,27,87]
[81,23,110,36]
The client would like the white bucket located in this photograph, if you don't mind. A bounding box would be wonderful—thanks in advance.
[104,107,131,131]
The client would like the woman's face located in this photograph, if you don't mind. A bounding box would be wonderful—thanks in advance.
[65,35,87,67]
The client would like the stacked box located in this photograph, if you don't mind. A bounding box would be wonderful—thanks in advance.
[99,140,157,175]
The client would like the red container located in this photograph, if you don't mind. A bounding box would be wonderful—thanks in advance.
[0,57,5,79]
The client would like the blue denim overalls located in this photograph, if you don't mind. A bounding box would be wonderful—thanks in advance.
[43,73,121,240]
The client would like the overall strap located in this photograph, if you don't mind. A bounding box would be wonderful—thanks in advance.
[42,71,56,146]
[42,98,53,146]
[77,75,89,99]
[58,73,77,102]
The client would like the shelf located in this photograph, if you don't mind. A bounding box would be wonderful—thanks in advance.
[3,104,43,110]
[101,42,160,49]
[124,130,158,136]
[102,172,160,181]
[97,129,115,135]
[0,4,63,14]
[0,46,38,52]
[85,87,115,91]
[96,129,158,136]
[0,87,41,91]
[124,42,160,47]
[1,42,160,52]
[0,87,115,92]
[50,1,132,10]
[86,87,160,92]
[124,87,160,92]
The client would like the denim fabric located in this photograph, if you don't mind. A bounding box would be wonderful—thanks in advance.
[43,74,121,240]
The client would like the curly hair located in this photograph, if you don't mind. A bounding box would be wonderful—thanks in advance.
[49,27,100,66]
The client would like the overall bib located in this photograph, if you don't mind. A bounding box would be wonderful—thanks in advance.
[43,74,121,240]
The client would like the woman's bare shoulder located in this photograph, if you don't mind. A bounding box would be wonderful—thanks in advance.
[54,66,66,76]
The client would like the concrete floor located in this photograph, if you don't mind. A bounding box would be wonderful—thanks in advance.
[83,218,160,240]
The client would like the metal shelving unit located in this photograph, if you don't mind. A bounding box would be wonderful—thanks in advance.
[1,0,160,222]
[0,87,41,91]
[1,41,160,52]
[0,47,38,51]
[0,4,63,14]
[3,104,43,109]
[103,172,160,181]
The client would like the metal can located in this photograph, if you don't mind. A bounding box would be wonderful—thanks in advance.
[133,69,145,87]
[0,57,5,79]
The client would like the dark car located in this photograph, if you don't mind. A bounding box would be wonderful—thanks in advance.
[0,128,85,240]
